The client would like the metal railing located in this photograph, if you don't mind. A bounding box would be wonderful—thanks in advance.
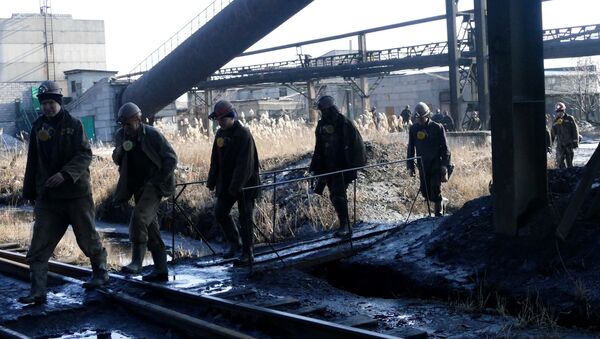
[543,24,600,43]
[127,0,234,75]
[169,156,429,262]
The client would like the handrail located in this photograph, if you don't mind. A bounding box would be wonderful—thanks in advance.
[242,157,419,191]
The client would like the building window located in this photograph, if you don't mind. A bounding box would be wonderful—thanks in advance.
[279,87,287,97]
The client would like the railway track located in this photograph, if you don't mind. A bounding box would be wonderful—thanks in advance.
[0,248,401,338]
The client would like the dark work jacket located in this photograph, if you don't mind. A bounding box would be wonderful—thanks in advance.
[551,114,579,148]
[207,120,260,199]
[23,109,92,200]
[309,110,367,184]
[441,115,455,132]
[112,124,177,203]
[407,119,451,173]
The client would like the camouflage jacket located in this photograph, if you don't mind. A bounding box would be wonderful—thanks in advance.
[23,109,92,201]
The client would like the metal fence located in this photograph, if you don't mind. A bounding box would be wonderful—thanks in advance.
[169,156,428,259]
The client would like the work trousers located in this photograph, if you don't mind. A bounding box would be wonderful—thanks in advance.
[26,195,107,293]
[214,193,256,254]
[556,144,575,169]
[130,183,165,252]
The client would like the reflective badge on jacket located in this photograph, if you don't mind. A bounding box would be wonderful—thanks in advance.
[217,137,226,148]
[37,126,53,142]
[123,140,134,151]
[555,118,563,125]
[417,130,428,140]
[322,125,335,134]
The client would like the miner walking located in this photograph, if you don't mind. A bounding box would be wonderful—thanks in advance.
[407,102,451,216]
[551,102,579,168]
[207,100,260,266]
[20,80,109,304]
[310,95,367,237]
[113,102,177,282]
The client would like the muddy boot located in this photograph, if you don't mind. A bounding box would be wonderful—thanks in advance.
[332,199,352,238]
[121,242,146,274]
[83,255,109,289]
[18,267,47,304]
[142,250,168,282]
[334,221,352,238]
[223,242,241,260]
[234,224,254,266]
[434,200,444,217]
[233,250,254,267]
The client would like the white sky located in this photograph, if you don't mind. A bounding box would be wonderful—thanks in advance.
[1,0,600,74]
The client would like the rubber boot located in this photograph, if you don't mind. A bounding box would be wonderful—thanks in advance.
[83,254,109,289]
[234,225,254,267]
[121,242,146,274]
[221,216,242,259]
[142,250,168,282]
[434,200,444,217]
[18,267,47,304]
[332,199,352,238]
[223,242,241,260]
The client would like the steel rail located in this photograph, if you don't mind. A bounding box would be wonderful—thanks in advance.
[0,256,253,339]
[0,250,397,339]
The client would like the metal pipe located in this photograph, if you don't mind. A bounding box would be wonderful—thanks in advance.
[272,172,277,242]
[121,0,313,120]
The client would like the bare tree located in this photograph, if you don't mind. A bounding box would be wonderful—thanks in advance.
[559,58,600,122]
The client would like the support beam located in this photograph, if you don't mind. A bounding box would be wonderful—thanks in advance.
[446,0,461,129]
[307,81,318,123]
[488,0,548,235]
[358,34,370,122]
[204,90,213,137]
[474,0,490,128]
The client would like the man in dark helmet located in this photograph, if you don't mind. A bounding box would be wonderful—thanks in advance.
[20,80,109,304]
[207,100,260,266]
[310,95,366,238]
[407,102,451,217]
[551,102,579,168]
[112,102,177,282]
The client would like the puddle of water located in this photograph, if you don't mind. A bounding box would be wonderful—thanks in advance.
[50,329,131,339]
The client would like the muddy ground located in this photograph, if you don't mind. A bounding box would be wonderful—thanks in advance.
[321,166,600,334]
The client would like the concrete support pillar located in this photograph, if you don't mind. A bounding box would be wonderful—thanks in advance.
[446,0,461,129]
[358,34,370,122]
[488,0,548,235]
[204,90,213,137]
[307,81,319,123]
[474,0,490,128]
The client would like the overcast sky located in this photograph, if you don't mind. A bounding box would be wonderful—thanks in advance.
[1,0,599,74]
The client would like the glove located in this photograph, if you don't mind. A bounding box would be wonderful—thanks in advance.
[409,168,416,177]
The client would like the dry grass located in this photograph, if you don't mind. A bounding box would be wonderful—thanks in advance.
[0,116,493,260]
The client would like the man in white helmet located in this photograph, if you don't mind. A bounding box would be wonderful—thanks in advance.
[407,102,451,216]
[551,102,579,168]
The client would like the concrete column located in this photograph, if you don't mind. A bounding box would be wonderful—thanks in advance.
[204,90,213,137]
[446,0,461,129]
[474,0,490,128]
[488,0,547,235]
[306,81,319,123]
[358,34,370,122]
